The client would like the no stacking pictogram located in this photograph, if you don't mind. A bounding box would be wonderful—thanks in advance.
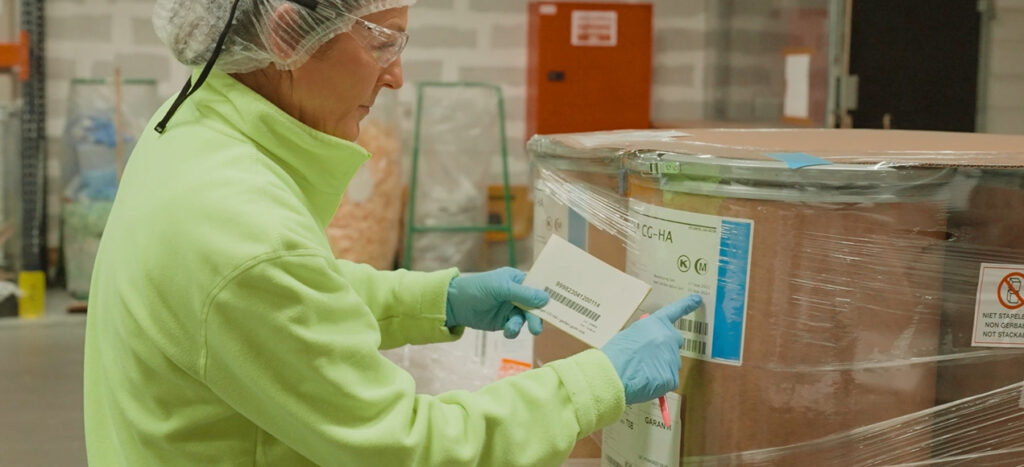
[997,272,1024,310]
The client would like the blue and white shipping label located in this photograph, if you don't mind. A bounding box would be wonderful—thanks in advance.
[626,199,754,365]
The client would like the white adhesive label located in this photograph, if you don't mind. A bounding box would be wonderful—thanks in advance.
[571,10,618,47]
[524,235,651,349]
[973,263,1024,348]
[602,392,682,467]
[626,200,754,365]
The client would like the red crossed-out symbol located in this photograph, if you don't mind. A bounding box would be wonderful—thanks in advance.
[997,272,1024,310]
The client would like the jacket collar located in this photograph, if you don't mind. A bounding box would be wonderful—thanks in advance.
[191,69,371,227]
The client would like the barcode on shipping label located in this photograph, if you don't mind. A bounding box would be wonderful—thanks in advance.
[677,318,709,336]
[684,337,708,356]
[544,286,601,322]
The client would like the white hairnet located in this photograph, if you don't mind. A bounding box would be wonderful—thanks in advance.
[153,0,416,73]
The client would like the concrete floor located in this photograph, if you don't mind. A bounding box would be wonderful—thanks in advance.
[0,291,600,467]
[0,290,86,467]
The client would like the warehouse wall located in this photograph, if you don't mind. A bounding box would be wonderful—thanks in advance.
[403,0,710,147]
[44,0,190,251]
[981,0,1024,134]
[43,0,712,140]
[41,0,712,253]
[706,0,830,124]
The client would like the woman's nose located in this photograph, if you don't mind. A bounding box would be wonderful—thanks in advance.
[380,58,404,90]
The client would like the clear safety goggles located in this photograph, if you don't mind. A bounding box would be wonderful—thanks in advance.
[342,12,409,68]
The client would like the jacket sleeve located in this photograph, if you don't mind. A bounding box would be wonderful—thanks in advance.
[333,259,461,349]
[201,252,625,467]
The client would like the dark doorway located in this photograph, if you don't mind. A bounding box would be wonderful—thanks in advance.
[848,0,981,131]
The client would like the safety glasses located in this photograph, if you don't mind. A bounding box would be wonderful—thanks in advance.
[342,12,409,68]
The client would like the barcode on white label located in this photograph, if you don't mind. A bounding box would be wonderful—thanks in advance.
[544,286,601,322]
[683,337,708,356]
[676,318,708,336]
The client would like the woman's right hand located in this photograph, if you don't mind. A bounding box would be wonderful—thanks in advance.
[600,294,703,405]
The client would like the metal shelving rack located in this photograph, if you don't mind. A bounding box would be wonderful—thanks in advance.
[20,0,44,275]
[402,82,517,270]
[0,0,46,316]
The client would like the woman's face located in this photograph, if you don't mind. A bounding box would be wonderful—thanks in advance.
[286,7,408,141]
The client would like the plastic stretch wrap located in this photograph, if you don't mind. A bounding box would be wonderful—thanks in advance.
[381,328,535,395]
[407,84,501,273]
[380,328,497,395]
[389,84,530,398]
[326,93,402,269]
[62,79,160,299]
[529,129,1024,466]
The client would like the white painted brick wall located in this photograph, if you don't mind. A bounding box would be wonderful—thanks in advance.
[46,0,189,139]
[26,0,1024,268]
[983,0,1024,134]
[403,0,711,183]
[41,0,711,138]
[40,0,711,246]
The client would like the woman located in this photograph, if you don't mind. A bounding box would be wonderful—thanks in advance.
[83,0,701,465]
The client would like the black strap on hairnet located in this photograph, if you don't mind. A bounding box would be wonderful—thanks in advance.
[154,0,320,134]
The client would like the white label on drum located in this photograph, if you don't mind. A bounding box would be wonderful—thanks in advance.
[626,199,754,365]
[601,392,682,467]
[972,263,1024,348]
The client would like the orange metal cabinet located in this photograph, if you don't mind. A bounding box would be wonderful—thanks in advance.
[526,2,652,139]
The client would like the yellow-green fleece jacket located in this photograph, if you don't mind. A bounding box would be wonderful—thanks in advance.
[83,70,624,466]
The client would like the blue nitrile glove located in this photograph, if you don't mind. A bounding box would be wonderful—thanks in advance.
[601,294,703,405]
[445,267,550,339]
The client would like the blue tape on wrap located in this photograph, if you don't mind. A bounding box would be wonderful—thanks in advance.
[765,152,833,169]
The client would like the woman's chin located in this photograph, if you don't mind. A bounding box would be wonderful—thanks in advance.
[324,120,361,142]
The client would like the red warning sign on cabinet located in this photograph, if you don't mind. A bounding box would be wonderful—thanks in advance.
[973,264,1024,347]
[571,10,618,47]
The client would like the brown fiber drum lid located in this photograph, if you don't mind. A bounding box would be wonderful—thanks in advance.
[541,128,1024,168]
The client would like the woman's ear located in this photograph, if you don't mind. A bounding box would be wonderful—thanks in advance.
[267,3,303,61]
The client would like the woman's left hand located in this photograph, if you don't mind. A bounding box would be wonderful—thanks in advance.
[445,267,550,338]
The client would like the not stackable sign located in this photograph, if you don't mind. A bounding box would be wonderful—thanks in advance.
[973,264,1024,348]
